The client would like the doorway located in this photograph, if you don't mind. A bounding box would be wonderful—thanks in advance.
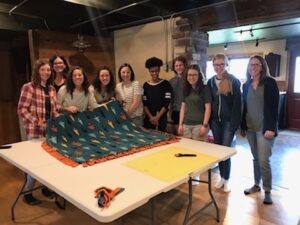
[287,43,300,129]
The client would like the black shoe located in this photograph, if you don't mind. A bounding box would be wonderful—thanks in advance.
[263,191,273,205]
[41,187,55,199]
[244,185,261,195]
[23,194,40,205]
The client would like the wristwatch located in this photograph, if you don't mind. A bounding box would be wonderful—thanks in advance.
[202,123,208,128]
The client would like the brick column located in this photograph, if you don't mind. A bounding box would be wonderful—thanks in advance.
[172,17,209,77]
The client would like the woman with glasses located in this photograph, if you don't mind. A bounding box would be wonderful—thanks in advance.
[178,64,211,141]
[207,53,242,192]
[241,55,279,204]
[49,55,69,92]
[143,57,172,131]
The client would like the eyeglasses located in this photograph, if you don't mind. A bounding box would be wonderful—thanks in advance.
[248,63,262,67]
[213,63,225,67]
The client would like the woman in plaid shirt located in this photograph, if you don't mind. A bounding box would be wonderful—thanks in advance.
[18,58,59,205]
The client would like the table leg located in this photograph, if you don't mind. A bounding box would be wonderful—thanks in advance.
[55,195,66,209]
[151,197,157,225]
[183,177,193,225]
[11,173,27,221]
[182,169,220,225]
[207,169,220,222]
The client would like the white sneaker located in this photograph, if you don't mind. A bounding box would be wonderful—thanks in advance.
[215,178,225,189]
[192,175,200,185]
[223,180,231,192]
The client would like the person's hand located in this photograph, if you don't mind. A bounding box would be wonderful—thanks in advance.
[240,130,246,137]
[199,125,208,137]
[264,130,275,139]
[150,116,159,125]
[38,119,46,129]
[177,124,183,135]
[66,106,79,114]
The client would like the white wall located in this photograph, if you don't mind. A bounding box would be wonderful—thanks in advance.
[114,20,174,85]
[207,40,287,81]
[114,21,288,83]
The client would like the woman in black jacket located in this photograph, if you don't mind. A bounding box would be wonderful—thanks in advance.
[241,55,279,204]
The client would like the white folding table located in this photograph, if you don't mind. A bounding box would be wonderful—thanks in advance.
[0,138,236,224]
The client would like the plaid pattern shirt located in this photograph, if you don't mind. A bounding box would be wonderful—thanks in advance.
[18,82,58,138]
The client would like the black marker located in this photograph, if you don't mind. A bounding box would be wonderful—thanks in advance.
[175,153,197,157]
[0,145,12,149]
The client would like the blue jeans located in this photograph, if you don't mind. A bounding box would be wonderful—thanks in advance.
[246,131,274,192]
[211,120,235,180]
[131,115,143,127]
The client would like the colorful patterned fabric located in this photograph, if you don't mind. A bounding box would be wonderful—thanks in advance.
[43,100,178,167]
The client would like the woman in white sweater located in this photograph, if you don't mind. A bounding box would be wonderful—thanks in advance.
[58,66,99,113]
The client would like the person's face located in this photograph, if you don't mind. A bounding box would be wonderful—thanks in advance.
[213,58,226,76]
[39,64,51,83]
[174,60,185,75]
[187,69,199,87]
[72,69,84,87]
[99,69,111,87]
[120,66,131,83]
[53,57,66,73]
[149,66,160,82]
[248,58,262,78]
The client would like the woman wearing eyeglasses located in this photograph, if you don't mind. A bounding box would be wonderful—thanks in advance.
[241,55,279,204]
[207,53,242,192]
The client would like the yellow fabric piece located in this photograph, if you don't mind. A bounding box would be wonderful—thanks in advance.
[125,146,218,181]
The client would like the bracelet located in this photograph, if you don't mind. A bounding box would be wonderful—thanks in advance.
[202,123,208,128]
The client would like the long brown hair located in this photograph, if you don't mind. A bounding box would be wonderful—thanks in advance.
[246,55,270,85]
[31,58,53,86]
[183,64,205,97]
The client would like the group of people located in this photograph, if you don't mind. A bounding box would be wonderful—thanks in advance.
[18,53,279,206]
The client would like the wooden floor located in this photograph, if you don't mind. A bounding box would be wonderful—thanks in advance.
[1,132,300,225]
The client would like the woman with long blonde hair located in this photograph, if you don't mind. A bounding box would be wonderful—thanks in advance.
[207,53,242,192]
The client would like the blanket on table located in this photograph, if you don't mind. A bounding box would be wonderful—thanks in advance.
[42,100,179,167]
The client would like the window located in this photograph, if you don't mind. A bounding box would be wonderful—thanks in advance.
[294,56,300,93]
[206,57,249,83]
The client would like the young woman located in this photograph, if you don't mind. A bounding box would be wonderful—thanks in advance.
[208,53,241,192]
[143,57,173,132]
[169,56,187,134]
[49,55,69,92]
[18,58,58,205]
[90,66,116,104]
[57,66,99,113]
[115,63,143,126]
[241,55,279,204]
[178,64,211,141]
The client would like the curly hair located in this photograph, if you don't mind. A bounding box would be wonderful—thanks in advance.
[145,57,163,69]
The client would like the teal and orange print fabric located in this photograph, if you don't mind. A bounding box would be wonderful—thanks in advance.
[42,100,178,167]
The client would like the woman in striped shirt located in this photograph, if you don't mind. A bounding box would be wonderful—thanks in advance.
[116,63,143,126]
